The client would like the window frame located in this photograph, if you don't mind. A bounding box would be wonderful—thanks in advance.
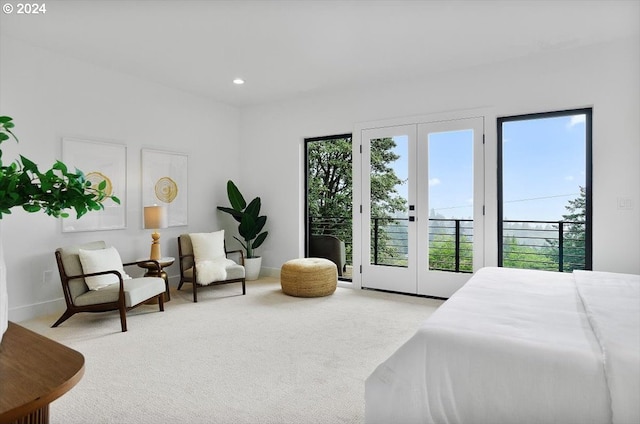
[497,108,593,271]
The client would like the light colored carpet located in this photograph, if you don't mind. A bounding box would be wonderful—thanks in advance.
[20,277,443,424]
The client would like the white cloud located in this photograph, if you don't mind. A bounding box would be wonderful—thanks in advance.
[429,178,441,187]
[565,175,575,181]
[567,115,586,129]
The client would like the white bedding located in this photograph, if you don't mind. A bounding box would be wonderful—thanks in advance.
[365,267,640,424]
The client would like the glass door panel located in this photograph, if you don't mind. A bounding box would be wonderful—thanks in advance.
[370,136,409,268]
[361,125,416,293]
[427,130,474,272]
[417,118,484,298]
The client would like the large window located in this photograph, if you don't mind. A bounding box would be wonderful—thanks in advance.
[498,109,592,271]
[304,134,353,281]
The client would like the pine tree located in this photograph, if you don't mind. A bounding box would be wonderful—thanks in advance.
[545,186,587,271]
[560,186,587,271]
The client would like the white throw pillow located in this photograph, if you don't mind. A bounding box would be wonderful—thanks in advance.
[78,247,131,291]
[190,230,226,262]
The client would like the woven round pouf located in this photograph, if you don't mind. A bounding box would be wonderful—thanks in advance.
[280,258,337,297]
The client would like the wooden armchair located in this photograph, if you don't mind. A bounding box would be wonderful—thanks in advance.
[178,232,246,302]
[53,241,165,332]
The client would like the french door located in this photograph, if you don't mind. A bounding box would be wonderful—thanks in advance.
[361,117,484,298]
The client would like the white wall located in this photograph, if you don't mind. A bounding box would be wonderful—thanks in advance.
[240,36,640,276]
[0,36,242,321]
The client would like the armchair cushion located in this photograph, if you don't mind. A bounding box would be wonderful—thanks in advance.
[190,230,226,262]
[74,277,165,307]
[78,246,131,290]
[183,263,245,282]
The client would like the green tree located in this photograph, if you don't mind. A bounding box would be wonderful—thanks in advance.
[429,234,473,272]
[503,235,556,270]
[369,137,408,265]
[307,137,353,264]
[307,136,407,267]
[547,186,587,271]
[369,138,406,218]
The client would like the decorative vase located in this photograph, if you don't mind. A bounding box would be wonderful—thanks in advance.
[1,223,8,344]
[244,256,262,281]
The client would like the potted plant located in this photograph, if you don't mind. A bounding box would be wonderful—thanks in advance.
[217,180,268,280]
[0,116,118,343]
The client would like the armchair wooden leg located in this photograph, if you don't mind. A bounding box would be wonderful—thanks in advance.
[193,283,198,303]
[119,307,127,332]
[51,309,75,328]
[242,279,246,295]
[158,294,164,312]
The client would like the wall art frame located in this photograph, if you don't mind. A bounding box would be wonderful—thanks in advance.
[61,137,127,232]
[141,149,188,227]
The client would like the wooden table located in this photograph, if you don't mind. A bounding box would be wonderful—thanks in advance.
[0,322,84,424]
[137,257,175,301]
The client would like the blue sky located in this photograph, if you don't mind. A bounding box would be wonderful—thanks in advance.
[502,114,585,221]
[387,114,586,221]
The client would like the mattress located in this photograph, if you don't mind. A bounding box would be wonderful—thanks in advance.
[365,267,640,424]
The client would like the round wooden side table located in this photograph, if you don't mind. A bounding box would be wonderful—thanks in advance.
[0,322,84,424]
[137,257,174,301]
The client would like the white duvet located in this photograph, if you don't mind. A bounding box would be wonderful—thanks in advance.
[365,267,640,424]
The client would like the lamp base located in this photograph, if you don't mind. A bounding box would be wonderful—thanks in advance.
[150,231,162,261]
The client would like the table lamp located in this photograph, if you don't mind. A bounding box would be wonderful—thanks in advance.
[144,205,168,260]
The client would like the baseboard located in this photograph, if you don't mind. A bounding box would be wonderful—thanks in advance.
[260,266,280,278]
[10,298,66,323]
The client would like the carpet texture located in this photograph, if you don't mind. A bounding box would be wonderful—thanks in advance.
[20,277,443,424]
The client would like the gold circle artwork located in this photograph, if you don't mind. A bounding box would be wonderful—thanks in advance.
[86,171,113,199]
[155,177,178,203]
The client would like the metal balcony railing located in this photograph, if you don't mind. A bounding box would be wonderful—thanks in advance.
[370,217,473,272]
[501,219,586,272]
[308,216,587,274]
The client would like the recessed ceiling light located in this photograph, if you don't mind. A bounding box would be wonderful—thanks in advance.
[233,78,245,85]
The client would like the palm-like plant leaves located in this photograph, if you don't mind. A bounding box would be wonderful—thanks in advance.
[227,180,246,212]
[217,180,268,257]
[217,206,243,222]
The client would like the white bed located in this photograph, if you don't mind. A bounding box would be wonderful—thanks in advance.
[365,267,640,424]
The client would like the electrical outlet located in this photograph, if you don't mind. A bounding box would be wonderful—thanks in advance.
[617,197,634,210]
[43,270,54,284]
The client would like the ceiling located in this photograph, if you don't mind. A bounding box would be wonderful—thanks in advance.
[1,1,638,107]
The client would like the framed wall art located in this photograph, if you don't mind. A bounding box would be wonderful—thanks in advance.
[141,149,188,227]
[61,137,127,232]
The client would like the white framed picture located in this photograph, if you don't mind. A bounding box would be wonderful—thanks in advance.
[141,149,188,227]
[61,137,127,232]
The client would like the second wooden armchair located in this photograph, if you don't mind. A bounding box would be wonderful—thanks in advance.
[177,231,246,302]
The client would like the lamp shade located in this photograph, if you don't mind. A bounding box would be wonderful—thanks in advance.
[144,205,168,229]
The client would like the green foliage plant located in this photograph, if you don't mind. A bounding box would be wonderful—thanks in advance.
[217,180,268,258]
[0,116,120,220]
